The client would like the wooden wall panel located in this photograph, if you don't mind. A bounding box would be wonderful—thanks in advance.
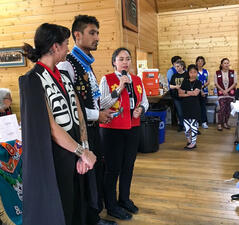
[0,0,121,119]
[122,0,159,73]
[158,5,239,89]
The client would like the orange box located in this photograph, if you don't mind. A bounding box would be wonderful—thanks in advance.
[145,87,159,96]
[142,69,159,96]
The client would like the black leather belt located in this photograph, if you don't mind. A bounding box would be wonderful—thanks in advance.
[87,121,99,127]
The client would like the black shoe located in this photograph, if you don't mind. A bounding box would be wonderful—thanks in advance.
[184,142,191,149]
[118,199,139,214]
[185,144,197,150]
[197,130,201,135]
[231,193,239,200]
[96,219,118,225]
[107,206,132,220]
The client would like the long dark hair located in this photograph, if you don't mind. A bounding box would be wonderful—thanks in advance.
[111,47,131,68]
[186,64,198,79]
[196,56,206,66]
[22,23,70,62]
[219,58,229,70]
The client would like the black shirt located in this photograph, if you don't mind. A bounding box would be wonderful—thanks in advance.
[169,71,187,99]
[180,78,202,121]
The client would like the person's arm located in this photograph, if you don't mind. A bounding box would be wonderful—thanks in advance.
[178,88,193,97]
[169,74,177,89]
[74,93,88,143]
[191,88,201,96]
[46,98,96,171]
[85,108,99,121]
[167,68,174,86]
[226,71,237,92]
[178,88,200,97]
[46,99,78,152]
[140,83,149,113]
[133,83,149,118]
[170,74,181,90]
[99,75,129,110]
[214,73,229,95]
[169,84,180,90]
[178,79,199,97]
[99,76,119,110]
[84,107,113,124]
[192,81,202,96]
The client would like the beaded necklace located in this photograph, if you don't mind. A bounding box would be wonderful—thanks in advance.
[189,79,196,91]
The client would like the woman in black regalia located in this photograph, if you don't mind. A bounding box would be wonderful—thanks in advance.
[19,23,96,225]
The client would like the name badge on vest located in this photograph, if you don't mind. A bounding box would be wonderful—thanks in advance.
[130,97,135,109]
[231,74,234,78]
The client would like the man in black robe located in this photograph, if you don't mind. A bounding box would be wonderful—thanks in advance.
[58,15,116,225]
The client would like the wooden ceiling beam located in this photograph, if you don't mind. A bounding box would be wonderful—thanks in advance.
[145,0,158,13]
[154,0,159,13]
[156,0,239,13]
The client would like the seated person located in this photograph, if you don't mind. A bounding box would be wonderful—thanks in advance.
[0,88,12,117]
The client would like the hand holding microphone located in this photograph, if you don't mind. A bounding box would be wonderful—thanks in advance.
[119,70,130,92]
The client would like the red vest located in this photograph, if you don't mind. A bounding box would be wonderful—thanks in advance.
[100,73,143,129]
[216,70,236,96]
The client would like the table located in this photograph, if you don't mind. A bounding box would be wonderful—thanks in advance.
[147,94,166,103]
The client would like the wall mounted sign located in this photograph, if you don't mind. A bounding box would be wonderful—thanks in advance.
[122,0,138,32]
[0,47,26,68]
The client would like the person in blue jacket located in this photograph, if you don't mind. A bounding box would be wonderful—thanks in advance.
[167,55,182,87]
[196,56,210,129]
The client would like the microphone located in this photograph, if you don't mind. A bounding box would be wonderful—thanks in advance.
[121,70,130,92]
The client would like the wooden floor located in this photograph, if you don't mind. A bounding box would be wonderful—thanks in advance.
[101,125,239,225]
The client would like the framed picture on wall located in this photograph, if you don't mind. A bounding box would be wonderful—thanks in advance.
[122,0,138,32]
[0,47,26,67]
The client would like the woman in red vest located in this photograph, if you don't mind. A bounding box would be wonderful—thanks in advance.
[99,47,149,221]
[214,58,237,131]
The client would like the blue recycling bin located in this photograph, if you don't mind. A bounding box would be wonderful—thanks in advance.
[145,110,167,144]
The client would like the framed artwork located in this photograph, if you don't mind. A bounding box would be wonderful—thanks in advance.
[122,0,138,32]
[0,47,26,67]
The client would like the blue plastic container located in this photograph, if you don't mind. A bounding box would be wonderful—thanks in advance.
[145,110,167,144]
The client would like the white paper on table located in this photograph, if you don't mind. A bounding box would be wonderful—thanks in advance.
[0,114,21,142]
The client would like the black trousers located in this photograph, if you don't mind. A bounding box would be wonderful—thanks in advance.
[100,126,140,210]
[86,126,104,225]
[52,142,86,225]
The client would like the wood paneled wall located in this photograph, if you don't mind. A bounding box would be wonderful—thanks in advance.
[122,0,159,73]
[158,5,239,89]
[0,0,121,119]
[0,0,159,119]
